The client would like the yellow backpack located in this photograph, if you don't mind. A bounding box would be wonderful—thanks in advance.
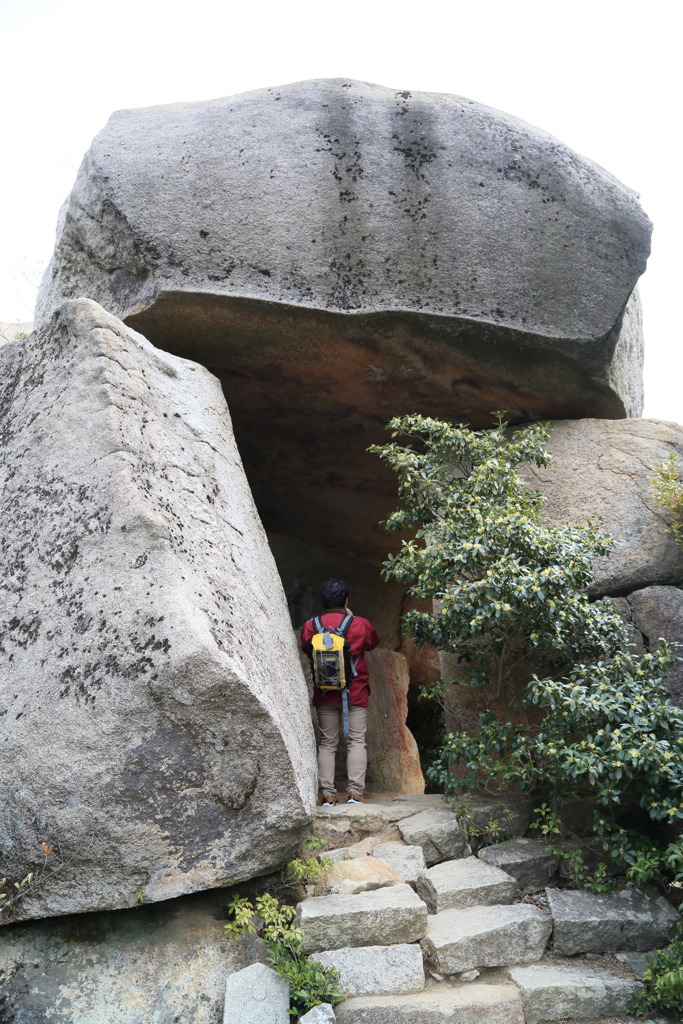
[309,614,357,737]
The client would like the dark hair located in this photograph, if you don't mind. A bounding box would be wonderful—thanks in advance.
[320,578,349,609]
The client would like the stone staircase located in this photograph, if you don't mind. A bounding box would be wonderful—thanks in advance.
[294,795,679,1023]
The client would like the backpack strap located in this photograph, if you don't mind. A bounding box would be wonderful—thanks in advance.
[337,614,354,636]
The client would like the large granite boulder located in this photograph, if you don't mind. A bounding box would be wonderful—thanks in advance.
[0,299,317,922]
[526,418,683,595]
[35,79,650,589]
[626,585,683,702]
[0,889,265,1023]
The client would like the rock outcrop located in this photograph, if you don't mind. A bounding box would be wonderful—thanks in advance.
[34,80,651,615]
[526,417,683,595]
[0,299,317,922]
[0,889,264,1023]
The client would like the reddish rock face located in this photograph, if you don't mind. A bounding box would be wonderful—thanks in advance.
[365,648,425,795]
[329,648,425,795]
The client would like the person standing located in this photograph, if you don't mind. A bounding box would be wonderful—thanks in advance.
[301,578,379,806]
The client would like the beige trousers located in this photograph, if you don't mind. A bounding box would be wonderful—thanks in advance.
[316,704,368,799]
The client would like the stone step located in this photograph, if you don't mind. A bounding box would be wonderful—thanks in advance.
[372,840,426,885]
[507,963,643,1024]
[313,943,425,996]
[296,883,428,953]
[398,808,469,866]
[334,983,524,1023]
[546,886,680,954]
[477,838,558,887]
[422,904,552,974]
[312,856,404,896]
[416,856,520,913]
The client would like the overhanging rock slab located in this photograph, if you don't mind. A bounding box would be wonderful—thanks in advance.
[0,299,317,922]
[35,80,650,572]
[37,79,649,427]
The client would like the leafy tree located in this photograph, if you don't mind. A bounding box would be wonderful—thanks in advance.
[371,414,683,878]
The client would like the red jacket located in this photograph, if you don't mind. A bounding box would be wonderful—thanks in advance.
[301,609,380,708]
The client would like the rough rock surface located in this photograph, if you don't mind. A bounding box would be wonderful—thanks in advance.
[525,418,683,595]
[329,648,425,796]
[422,904,552,974]
[627,585,683,702]
[0,299,317,922]
[398,808,468,865]
[35,80,651,607]
[297,883,428,953]
[416,857,520,913]
[507,963,642,1024]
[299,1006,336,1024]
[37,79,649,425]
[477,838,557,887]
[546,887,679,954]
[312,856,404,896]
[373,841,427,885]
[312,797,445,850]
[334,983,524,1023]
[313,943,425,996]
[224,962,289,1024]
[364,648,425,794]
[0,889,265,1023]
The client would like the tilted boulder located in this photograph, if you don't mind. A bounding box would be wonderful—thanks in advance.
[35,79,650,578]
[0,299,317,922]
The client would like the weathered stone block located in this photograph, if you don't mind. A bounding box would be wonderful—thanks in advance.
[416,857,520,913]
[546,887,679,954]
[373,841,426,885]
[477,839,557,887]
[0,299,317,922]
[507,963,642,1024]
[297,883,428,953]
[313,857,404,896]
[334,984,524,1023]
[313,943,425,996]
[456,795,532,839]
[299,1005,336,1024]
[224,963,289,1024]
[422,904,552,973]
[399,809,468,866]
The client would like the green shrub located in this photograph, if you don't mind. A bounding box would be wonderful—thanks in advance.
[371,414,683,879]
[225,892,344,1019]
[630,923,683,1016]
[285,836,334,885]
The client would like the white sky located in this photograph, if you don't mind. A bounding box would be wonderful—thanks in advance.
[0,0,679,421]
